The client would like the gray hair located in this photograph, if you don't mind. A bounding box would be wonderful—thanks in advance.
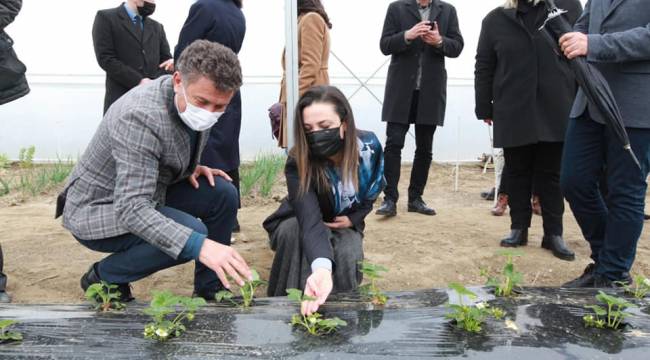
[176,40,242,93]
[503,0,544,9]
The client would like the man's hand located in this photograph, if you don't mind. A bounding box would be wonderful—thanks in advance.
[421,21,443,47]
[405,21,432,41]
[159,59,174,72]
[324,216,353,229]
[301,268,333,316]
[483,118,493,126]
[559,32,588,59]
[189,165,232,189]
[139,78,152,85]
[198,240,251,289]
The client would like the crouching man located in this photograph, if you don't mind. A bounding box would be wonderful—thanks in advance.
[55,40,251,301]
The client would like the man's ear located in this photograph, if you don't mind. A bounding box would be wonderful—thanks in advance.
[172,72,182,92]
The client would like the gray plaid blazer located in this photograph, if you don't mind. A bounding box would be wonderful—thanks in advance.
[56,75,209,259]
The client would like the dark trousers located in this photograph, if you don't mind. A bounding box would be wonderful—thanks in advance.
[77,176,238,294]
[226,168,241,209]
[0,245,6,292]
[561,114,650,281]
[504,142,564,235]
[383,91,436,202]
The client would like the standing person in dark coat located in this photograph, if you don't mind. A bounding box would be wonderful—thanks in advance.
[0,0,29,303]
[174,0,246,232]
[375,0,463,218]
[92,0,174,114]
[561,0,650,287]
[475,0,583,261]
[0,0,28,106]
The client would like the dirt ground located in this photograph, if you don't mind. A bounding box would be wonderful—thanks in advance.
[1,163,649,304]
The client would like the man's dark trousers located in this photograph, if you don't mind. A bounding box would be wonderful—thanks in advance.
[77,176,238,294]
[561,112,650,281]
[0,245,6,292]
[383,91,436,202]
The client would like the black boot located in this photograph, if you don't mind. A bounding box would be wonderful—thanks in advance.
[500,229,528,247]
[562,263,596,288]
[376,199,397,217]
[407,197,436,216]
[542,235,575,261]
[480,187,495,201]
[80,263,134,302]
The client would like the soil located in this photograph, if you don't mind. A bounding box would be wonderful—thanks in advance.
[1,163,649,304]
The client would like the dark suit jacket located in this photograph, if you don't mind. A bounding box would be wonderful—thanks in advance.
[474,0,583,148]
[174,0,246,171]
[380,0,464,126]
[570,0,650,128]
[92,4,172,113]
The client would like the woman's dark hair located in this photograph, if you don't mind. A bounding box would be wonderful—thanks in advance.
[290,86,359,196]
[298,0,332,29]
[232,0,242,8]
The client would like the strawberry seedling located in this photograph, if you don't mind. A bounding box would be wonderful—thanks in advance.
[143,290,206,342]
[617,274,650,300]
[0,320,22,343]
[481,250,524,297]
[358,261,389,305]
[215,269,267,308]
[583,291,636,330]
[85,281,125,312]
[446,282,505,333]
[286,288,347,336]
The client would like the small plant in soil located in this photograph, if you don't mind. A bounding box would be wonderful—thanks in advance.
[583,291,636,330]
[617,274,650,300]
[358,261,389,305]
[18,146,35,169]
[286,288,347,336]
[85,281,125,312]
[446,283,505,333]
[143,291,206,342]
[215,269,267,308]
[481,250,524,297]
[0,320,22,343]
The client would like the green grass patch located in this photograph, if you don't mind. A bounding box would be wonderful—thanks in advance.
[0,158,74,198]
[240,153,286,198]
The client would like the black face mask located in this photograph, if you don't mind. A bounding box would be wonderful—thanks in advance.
[137,1,156,18]
[307,127,344,159]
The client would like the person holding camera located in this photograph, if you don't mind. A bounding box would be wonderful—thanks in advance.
[376,0,463,218]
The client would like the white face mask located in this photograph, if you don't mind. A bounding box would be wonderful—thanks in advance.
[175,85,224,131]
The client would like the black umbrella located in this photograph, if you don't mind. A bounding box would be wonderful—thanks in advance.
[540,0,641,170]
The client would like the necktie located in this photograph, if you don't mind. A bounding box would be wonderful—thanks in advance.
[134,16,143,33]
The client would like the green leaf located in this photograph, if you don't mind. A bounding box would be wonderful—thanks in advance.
[215,290,234,303]
[286,288,304,302]
[250,269,261,282]
[0,320,18,330]
[586,305,607,316]
[448,282,477,299]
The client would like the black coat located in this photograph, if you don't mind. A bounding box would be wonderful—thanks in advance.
[0,0,29,105]
[380,0,464,126]
[174,0,246,171]
[263,155,375,266]
[474,0,583,148]
[92,4,172,114]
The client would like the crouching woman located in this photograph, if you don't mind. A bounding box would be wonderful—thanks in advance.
[264,85,385,314]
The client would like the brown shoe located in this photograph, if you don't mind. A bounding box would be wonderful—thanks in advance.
[491,194,508,216]
[532,195,542,216]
